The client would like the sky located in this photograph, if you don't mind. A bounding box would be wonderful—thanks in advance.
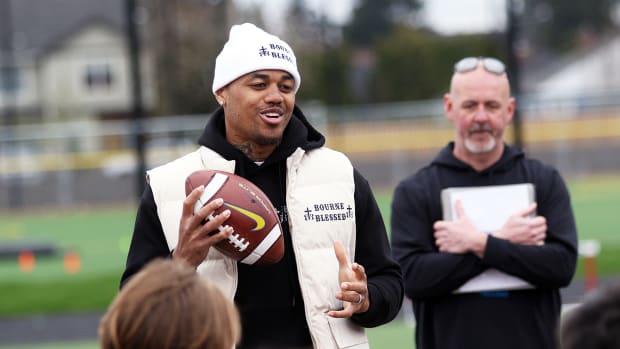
[234,0,508,35]
[420,0,507,34]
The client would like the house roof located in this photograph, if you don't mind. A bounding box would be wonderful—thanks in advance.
[521,31,620,95]
[7,0,124,60]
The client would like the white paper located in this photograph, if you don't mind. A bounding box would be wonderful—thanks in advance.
[441,184,535,293]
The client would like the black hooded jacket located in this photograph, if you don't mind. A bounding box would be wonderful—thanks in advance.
[391,142,578,349]
[122,106,404,348]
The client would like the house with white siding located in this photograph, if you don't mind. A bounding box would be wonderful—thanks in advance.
[0,0,154,123]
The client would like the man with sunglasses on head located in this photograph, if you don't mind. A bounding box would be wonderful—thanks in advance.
[390,57,578,349]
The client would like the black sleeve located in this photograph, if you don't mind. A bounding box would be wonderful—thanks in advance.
[390,176,486,299]
[120,184,171,288]
[483,169,578,287]
[349,169,404,328]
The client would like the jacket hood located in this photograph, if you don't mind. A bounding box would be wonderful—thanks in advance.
[196,105,325,176]
[431,142,524,175]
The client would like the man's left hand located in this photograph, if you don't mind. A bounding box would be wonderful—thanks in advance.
[328,240,369,318]
[434,200,488,258]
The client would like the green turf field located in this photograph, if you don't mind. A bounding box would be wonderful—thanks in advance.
[0,207,134,316]
[375,174,620,277]
[0,174,618,348]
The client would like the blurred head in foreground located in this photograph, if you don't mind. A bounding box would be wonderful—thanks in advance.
[560,281,620,349]
[100,259,240,349]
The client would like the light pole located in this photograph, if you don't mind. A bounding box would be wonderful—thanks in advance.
[125,0,147,199]
[506,0,523,150]
[0,0,17,128]
[0,0,22,208]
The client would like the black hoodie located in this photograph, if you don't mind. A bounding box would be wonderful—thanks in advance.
[391,142,578,349]
[122,107,404,348]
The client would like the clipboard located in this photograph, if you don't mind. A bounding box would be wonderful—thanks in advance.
[440,183,535,293]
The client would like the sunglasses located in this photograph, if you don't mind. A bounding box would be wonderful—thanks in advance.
[453,57,506,75]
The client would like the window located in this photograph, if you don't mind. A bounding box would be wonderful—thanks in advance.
[83,63,114,91]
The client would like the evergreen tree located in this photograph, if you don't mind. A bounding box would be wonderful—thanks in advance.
[522,0,617,53]
[343,0,421,48]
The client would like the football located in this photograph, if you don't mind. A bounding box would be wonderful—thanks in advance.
[185,169,284,265]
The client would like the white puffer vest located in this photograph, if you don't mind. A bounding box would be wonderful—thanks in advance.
[148,146,369,349]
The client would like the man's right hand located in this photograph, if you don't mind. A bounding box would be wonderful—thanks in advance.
[173,185,234,268]
[493,203,547,246]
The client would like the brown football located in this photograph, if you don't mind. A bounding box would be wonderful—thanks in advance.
[185,170,284,265]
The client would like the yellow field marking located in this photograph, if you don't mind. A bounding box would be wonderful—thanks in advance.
[0,147,195,175]
[1,116,619,174]
[0,222,24,239]
[327,116,620,154]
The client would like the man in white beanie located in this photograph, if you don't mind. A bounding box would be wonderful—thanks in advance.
[121,23,404,349]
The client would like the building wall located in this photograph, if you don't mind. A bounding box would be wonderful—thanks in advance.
[39,25,130,121]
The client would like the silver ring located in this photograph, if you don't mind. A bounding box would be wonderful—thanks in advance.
[353,293,364,305]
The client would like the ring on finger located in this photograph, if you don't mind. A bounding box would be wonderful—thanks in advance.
[353,293,364,305]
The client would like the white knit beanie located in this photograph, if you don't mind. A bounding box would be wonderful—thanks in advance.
[212,23,301,94]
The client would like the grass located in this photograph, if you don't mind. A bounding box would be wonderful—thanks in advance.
[1,175,619,316]
[375,174,620,278]
[368,320,415,347]
[0,273,120,316]
[0,175,618,348]
[0,208,134,316]
[567,176,620,275]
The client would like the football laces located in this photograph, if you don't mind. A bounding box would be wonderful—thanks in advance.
[228,232,250,251]
[207,213,250,252]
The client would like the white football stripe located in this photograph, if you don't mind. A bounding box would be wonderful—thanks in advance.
[240,224,282,265]
[193,172,228,214]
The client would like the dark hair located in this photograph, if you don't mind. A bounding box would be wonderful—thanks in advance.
[99,259,240,349]
[560,281,620,349]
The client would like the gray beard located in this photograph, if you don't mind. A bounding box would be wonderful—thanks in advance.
[464,137,496,153]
